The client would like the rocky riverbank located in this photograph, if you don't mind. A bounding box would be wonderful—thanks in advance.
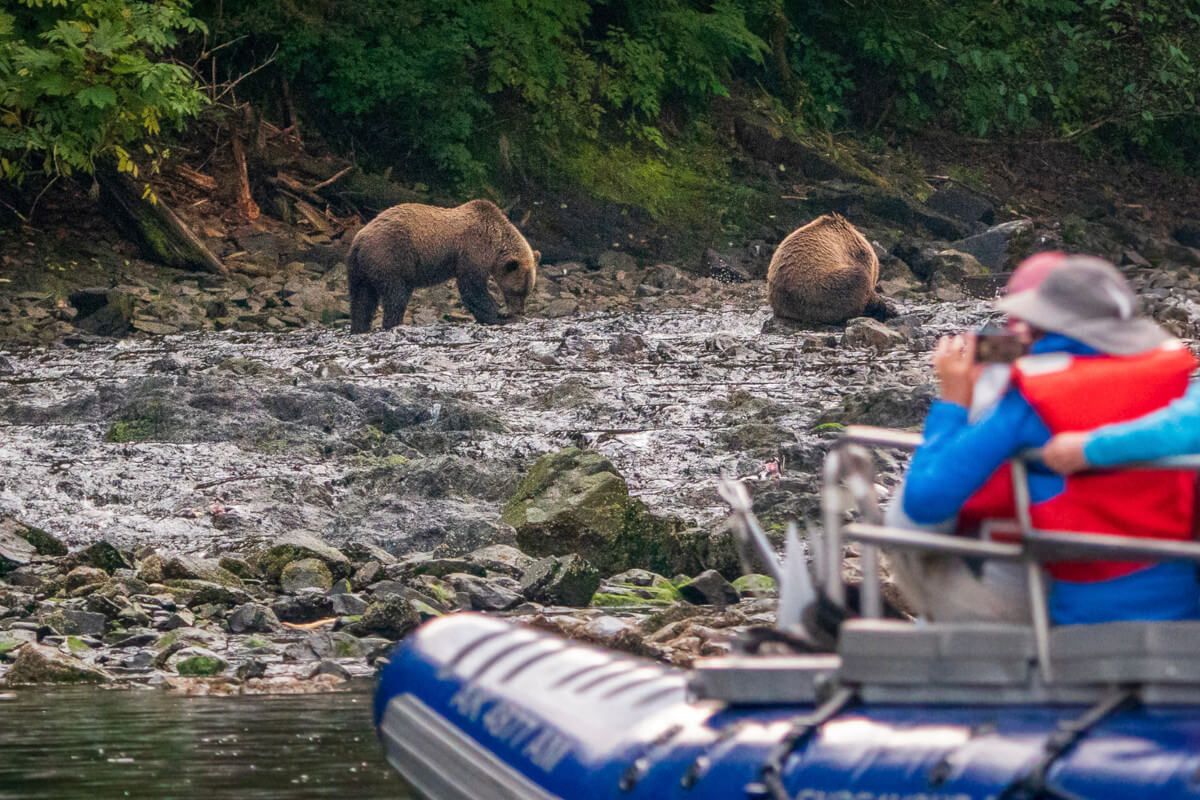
[4,130,1200,690]
[2,244,1198,689]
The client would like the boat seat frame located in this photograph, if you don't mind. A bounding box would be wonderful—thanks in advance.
[696,426,1200,706]
[828,425,1200,697]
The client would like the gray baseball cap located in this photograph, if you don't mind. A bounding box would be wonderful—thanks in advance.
[995,255,1172,355]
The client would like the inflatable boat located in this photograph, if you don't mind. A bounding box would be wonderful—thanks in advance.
[374,426,1200,800]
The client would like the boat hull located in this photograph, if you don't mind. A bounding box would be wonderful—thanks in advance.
[375,614,1200,800]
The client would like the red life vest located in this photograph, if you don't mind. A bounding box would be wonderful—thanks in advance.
[1012,344,1198,581]
[956,345,1198,580]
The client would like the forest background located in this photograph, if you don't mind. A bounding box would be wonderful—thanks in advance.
[2,0,1200,236]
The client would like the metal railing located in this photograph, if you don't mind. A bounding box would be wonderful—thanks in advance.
[825,425,1200,682]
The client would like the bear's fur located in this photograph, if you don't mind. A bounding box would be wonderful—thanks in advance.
[766,213,888,325]
[347,199,539,331]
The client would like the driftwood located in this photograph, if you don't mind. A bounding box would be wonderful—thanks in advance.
[175,164,218,192]
[97,164,226,274]
[269,166,356,206]
[230,134,260,223]
[292,198,332,234]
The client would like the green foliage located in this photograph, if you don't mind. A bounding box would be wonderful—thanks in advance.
[201,0,766,186]
[791,0,1200,150]
[0,0,207,185]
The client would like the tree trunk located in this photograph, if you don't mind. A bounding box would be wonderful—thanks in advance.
[97,165,226,275]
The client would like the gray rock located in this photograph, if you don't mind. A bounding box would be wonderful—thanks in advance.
[519,555,600,607]
[236,659,268,680]
[2,643,112,685]
[228,603,282,634]
[677,570,740,606]
[816,384,935,429]
[110,631,158,648]
[386,555,481,580]
[256,532,351,583]
[607,569,671,588]
[359,595,420,640]
[270,592,334,623]
[0,528,36,576]
[842,317,908,352]
[339,541,397,566]
[280,558,333,593]
[351,561,384,587]
[39,608,107,637]
[925,184,994,225]
[169,580,251,608]
[310,659,351,681]
[76,541,133,573]
[161,556,244,588]
[949,219,1034,270]
[119,650,155,670]
[331,593,368,617]
[641,265,685,290]
[168,646,228,676]
[597,251,637,271]
[446,573,523,611]
[155,610,195,631]
[464,544,536,578]
[63,566,108,593]
[1,518,67,557]
[71,289,136,337]
[502,447,696,576]
[307,631,367,660]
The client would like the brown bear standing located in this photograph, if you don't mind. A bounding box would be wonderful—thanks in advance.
[347,199,539,331]
[766,213,888,324]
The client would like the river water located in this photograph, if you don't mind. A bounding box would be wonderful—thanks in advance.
[0,686,411,799]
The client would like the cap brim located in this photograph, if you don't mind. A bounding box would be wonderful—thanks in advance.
[996,290,1173,355]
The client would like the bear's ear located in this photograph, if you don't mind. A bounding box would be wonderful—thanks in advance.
[532,249,542,265]
[504,259,521,273]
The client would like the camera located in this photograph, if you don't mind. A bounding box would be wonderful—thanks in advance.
[974,325,1027,363]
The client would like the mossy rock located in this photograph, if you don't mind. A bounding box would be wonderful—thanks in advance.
[175,654,227,676]
[2,644,111,685]
[254,532,352,583]
[76,541,134,573]
[731,574,778,597]
[590,580,681,607]
[3,519,67,557]
[505,448,733,576]
[280,558,334,593]
[103,401,172,443]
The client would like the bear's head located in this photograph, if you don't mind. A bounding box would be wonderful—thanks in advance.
[493,247,539,316]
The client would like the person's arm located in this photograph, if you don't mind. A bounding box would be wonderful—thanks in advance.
[1081,381,1200,466]
[902,389,1043,524]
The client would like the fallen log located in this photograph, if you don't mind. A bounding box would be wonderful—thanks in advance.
[97,164,226,274]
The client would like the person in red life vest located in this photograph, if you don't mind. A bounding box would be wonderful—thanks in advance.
[900,254,1199,625]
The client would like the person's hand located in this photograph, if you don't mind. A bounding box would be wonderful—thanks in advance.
[932,333,979,407]
[1042,432,1092,474]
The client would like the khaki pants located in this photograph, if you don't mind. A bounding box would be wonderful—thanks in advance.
[883,488,1031,624]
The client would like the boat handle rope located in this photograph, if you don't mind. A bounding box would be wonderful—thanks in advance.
[994,687,1137,800]
[745,685,858,800]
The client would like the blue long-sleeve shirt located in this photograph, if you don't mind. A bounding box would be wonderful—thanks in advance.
[901,334,1200,625]
[1084,381,1200,465]
[902,334,1095,526]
